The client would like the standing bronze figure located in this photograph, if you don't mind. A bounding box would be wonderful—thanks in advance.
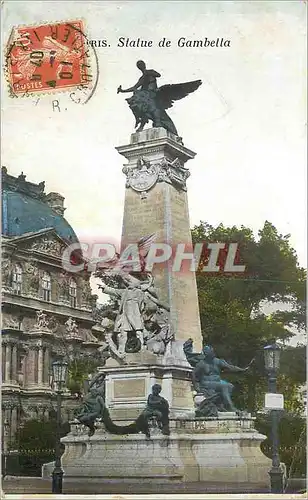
[117,60,202,136]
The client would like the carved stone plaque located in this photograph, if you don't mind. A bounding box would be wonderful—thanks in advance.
[123,157,158,193]
[113,378,146,399]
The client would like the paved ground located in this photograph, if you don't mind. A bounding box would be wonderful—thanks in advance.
[2,476,270,495]
[2,476,305,495]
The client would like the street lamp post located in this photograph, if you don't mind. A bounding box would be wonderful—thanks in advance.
[51,360,68,494]
[2,419,10,477]
[264,343,284,494]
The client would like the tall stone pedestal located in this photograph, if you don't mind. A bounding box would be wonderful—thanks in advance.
[100,353,194,420]
[43,415,271,493]
[99,128,205,420]
[117,127,202,352]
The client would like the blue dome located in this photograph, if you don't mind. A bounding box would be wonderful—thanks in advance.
[2,169,77,242]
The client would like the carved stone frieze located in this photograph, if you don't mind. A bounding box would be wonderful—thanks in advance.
[1,336,20,345]
[2,313,20,330]
[29,236,66,257]
[2,400,19,409]
[26,340,48,350]
[122,156,190,194]
[65,317,80,338]
[51,345,68,358]
[157,157,190,191]
[34,310,50,330]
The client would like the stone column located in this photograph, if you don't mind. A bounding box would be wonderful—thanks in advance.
[2,407,10,452]
[11,344,18,383]
[2,346,6,381]
[7,408,12,442]
[5,344,11,382]
[34,348,39,384]
[38,347,43,385]
[10,406,17,438]
[22,351,27,386]
[43,347,50,386]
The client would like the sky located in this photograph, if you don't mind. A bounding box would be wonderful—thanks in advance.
[2,0,307,272]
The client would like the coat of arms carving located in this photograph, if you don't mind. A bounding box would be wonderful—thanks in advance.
[123,157,158,193]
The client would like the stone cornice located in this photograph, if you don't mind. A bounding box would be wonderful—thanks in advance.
[116,128,196,165]
[117,142,195,165]
[98,364,192,378]
[1,333,99,354]
[1,336,20,345]
[2,294,94,323]
[2,167,46,200]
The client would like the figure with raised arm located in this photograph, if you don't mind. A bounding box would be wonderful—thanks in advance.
[99,271,169,359]
[183,338,254,417]
[117,60,202,136]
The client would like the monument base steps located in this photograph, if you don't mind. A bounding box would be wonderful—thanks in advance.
[42,416,272,490]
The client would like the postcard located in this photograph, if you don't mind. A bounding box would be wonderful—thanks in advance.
[1,1,306,498]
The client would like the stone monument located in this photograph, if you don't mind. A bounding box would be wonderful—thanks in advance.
[96,123,205,422]
[45,62,272,493]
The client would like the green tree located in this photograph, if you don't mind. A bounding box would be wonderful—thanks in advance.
[255,413,306,476]
[191,221,306,412]
[11,419,68,452]
[8,419,70,476]
[54,323,103,396]
[67,356,101,395]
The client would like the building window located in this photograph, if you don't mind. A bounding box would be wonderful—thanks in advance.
[41,272,51,301]
[12,263,22,294]
[69,278,77,308]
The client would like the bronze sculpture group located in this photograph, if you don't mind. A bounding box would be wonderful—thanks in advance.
[99,272,170,359]
[97,267,172,362]
[74,378,170,439]
[74,338,253,438]
[183,338,254,417]
[117,60,202,137]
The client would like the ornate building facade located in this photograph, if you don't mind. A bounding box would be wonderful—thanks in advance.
[1,167,104,446]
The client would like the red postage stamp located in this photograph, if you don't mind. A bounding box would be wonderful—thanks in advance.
[6,20,92,96]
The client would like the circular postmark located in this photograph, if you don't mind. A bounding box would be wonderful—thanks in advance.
[4,20,99,104]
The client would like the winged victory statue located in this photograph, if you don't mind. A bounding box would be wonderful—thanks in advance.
[117,60,202,137]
